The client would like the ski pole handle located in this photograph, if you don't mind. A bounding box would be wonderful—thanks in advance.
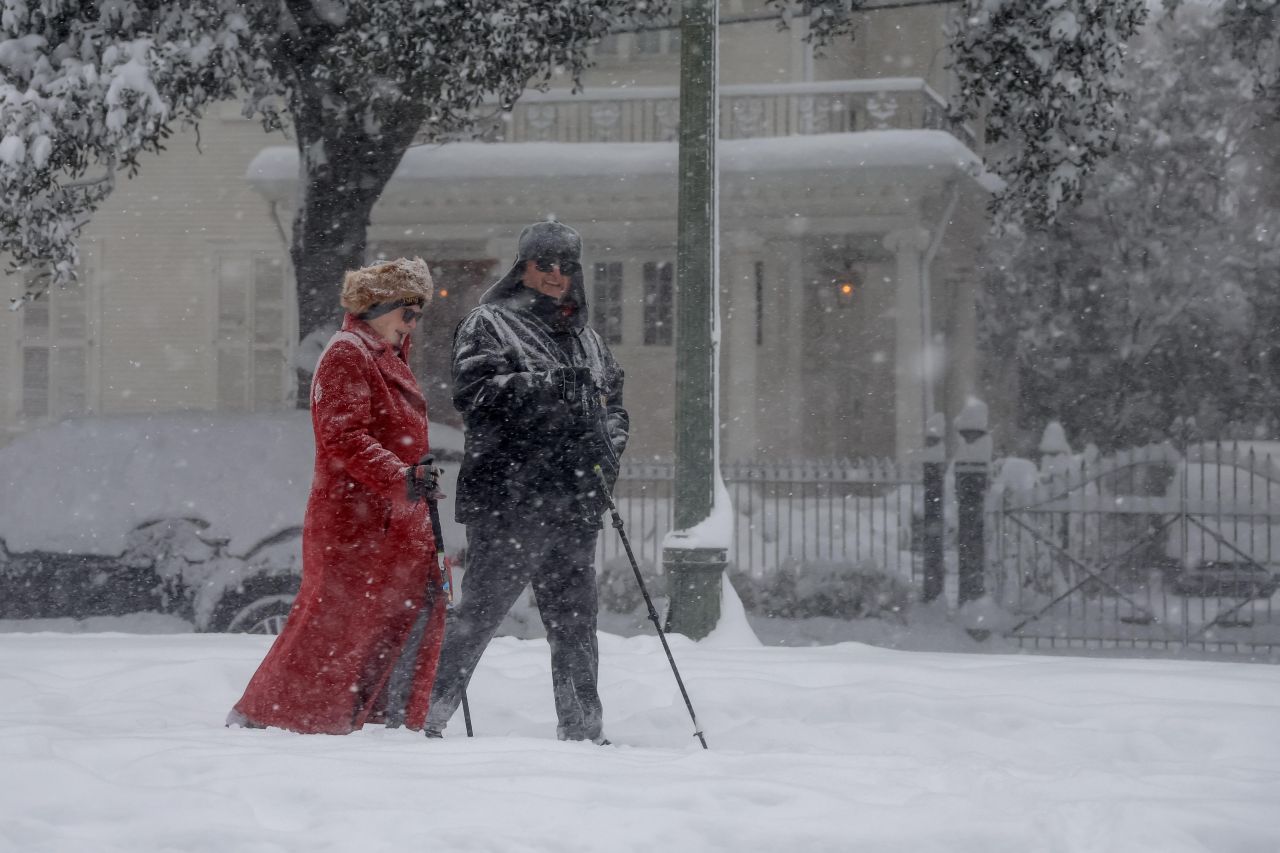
[593,463,616,502]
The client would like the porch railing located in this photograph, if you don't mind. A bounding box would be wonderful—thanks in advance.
[433,78,978,150]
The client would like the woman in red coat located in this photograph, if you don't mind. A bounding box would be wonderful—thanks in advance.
[228,257,447,734]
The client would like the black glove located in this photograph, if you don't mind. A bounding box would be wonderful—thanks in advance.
[546,366,597,409]
[578,417,618,477]
[406,455,446,503]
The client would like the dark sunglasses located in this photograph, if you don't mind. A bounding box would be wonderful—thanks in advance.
[360,297,424,323]
[532,256,581,276]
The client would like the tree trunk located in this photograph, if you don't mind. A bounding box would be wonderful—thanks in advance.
[288,85,427,404]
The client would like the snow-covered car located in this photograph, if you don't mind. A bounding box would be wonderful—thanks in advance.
[0,411,463,633]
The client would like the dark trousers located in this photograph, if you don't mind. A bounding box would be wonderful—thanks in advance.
[426,516,603,740]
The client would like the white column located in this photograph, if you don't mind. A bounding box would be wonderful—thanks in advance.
[941,262,978,443]
[720,232,758,460]
[884,226,932,461]
[777,238,805,457]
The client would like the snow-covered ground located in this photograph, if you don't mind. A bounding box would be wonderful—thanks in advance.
[2,600,1278,853]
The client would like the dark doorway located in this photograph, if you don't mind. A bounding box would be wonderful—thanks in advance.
[800,238,896,458]
[410,259,496,429]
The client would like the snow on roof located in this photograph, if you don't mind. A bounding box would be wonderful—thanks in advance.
[247,131,1003,193]
[0,412,464,556]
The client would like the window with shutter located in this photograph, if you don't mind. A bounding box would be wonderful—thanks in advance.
[21,349,49,419]
[216,253,289,411]
[21,279,90,421]
[592,262,624,345]
[643,260,675,346]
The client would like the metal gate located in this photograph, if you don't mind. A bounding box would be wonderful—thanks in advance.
[989,443,1280,655]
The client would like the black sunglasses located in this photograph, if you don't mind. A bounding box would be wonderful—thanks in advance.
[532,256,581,276]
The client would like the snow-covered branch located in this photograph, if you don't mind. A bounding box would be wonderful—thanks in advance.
[949,0,1148,227]
[981,4,1280,448]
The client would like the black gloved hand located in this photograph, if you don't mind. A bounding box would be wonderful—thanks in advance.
[546,366,597,407]
[578,418,617,477]
[406,455,446,503]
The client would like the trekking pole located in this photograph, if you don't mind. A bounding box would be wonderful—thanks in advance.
[594,465,707,749]
[420,455,474,737]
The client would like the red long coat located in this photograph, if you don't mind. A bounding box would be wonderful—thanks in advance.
[231,315,446,734]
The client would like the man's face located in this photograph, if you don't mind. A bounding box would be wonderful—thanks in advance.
[523,257,576,301]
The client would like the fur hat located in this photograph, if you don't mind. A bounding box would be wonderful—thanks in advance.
[340,257,434,316]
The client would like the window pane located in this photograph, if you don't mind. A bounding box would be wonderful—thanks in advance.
[23,299,49,339]
[22,348,49,418]
[54,287,87,340]
[636,30,662,55]
[218,258,249,339]
[608,263,623,345]
[659,262,673,346]
[644,261,674,346]
[755,260,765,347]
[53,345,86,416]
[253,256,284,306]
[253,257,284,343]
[592,262,623,345]
[594,34,620,56]
[254,306,283,345]
[252,349,286,409]
[643,263,657,345]
[218,349,248,410]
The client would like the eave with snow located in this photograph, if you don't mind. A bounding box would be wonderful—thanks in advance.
[248,130,996,229]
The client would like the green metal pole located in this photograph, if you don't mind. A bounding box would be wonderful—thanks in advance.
[663,0,727,640]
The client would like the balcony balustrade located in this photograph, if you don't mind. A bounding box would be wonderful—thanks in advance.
[427,78,977,150]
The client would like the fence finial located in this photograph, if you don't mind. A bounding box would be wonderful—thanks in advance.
[1039,421,1071,457]
[954,397,992,465]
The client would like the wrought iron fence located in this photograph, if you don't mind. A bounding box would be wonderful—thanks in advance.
[988,441,1280,655]
[597,458,923,584]
[591,433,1280,656]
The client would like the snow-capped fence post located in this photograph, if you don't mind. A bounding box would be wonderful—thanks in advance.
[921,412,947,603]
[1039,421,1074,554]
[954,398,992,605]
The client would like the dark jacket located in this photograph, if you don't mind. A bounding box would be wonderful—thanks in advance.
[452,261,629,527]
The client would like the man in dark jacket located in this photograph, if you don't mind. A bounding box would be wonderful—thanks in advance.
[425,220,628,743]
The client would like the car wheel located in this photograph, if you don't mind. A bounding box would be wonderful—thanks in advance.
[225,594,295,634]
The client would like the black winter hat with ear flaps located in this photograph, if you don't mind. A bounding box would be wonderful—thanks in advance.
[479,220,588,330]
[516,220,582,263]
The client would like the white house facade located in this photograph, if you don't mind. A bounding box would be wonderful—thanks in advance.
[0,0,994,463]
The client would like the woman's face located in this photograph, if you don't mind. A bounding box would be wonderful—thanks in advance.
[367,303,422,347]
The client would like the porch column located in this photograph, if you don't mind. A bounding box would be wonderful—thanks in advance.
[884,226,932,461]
[941,262,978,440]
[720,231,758,460]
[776,239,805,457]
